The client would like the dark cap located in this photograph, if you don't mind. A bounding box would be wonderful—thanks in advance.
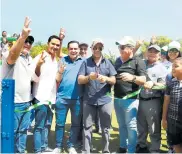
[25,35,34,44]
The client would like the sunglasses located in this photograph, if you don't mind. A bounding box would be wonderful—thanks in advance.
[93,47,103,51]
[169,48,179,53]
[118,45,132,50]
[25,39,33,45]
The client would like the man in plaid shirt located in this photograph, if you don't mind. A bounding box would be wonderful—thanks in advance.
[162,57,182,153]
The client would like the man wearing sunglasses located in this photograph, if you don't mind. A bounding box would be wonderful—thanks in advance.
[78,38,117,153]
[1,17,35,153]
[114,36,147,153]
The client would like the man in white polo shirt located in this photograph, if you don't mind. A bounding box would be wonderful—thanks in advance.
[2,17,35,153]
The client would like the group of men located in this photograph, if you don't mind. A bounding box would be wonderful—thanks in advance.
[1,17,182,154]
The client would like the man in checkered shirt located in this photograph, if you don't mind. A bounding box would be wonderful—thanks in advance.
[162,57,182,153]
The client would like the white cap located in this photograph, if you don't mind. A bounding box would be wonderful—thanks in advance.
[116,36,136,47]
[168,41,181,51]
[161,46,168,52]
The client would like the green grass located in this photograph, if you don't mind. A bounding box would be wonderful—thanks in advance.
[27,110,168,153]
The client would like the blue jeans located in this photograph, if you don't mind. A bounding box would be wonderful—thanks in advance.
[33,98,49,153]
[14,102,31,153]
[41,106,53,151]
[114,99,139,153]
[55,98,81,149]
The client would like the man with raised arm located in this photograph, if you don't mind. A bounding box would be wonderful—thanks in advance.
[2,17,35,153]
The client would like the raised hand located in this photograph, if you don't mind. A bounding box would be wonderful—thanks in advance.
[59,28,65,41]
[58,61,66,74]
[37,52,47,66]
[21,17,31,40]
[150,35,157,45]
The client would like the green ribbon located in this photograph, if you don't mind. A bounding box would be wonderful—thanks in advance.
[107,85,166,100]
[14,101,52,113]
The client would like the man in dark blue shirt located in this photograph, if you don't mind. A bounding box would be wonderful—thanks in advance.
[78,38,117,153]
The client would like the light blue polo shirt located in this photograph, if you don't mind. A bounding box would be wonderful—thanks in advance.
[57,56,84,100]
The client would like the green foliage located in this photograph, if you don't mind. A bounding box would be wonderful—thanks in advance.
[30,42,68,58]
[104,50,116,64]
[30,42,47,58]
[62,47,68,55]
[140,36,172,53]
[156,36,171,47]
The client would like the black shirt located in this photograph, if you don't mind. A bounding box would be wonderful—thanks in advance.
[114,57,147,98]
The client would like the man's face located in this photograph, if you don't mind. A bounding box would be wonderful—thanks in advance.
[22,39,34,55]
[119,45,133,61]
[79,45,88,57]
[2,31,7,37]
[147,48,160,63]
[68,43,79,60]
[47,38,61,55]
[172,60,182,78]
[92,43,103,58]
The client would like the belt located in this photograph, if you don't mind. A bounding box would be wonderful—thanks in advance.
[140,97,161,101]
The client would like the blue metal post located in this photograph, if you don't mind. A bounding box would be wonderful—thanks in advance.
[1,79,15,153]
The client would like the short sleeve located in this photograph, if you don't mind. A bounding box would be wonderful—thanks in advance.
[78,60,86,76]
[108,60,117,76]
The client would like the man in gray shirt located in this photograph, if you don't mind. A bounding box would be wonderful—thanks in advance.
[136,45,168,153]
[2,17,35,153]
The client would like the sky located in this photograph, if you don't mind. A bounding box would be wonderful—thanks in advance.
[1,0,182,56]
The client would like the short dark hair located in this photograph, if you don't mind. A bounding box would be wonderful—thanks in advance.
[48,35,61,43]
[2,31,7,36]
[166,50,181,61]
[79,43,88,48]
[67,40,79,49]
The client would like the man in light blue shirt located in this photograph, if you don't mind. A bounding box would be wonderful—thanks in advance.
[54,41,83,154]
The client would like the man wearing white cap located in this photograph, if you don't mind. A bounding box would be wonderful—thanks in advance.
[78,38,117,153]
[136,44,168,153]
[114,36,147,153]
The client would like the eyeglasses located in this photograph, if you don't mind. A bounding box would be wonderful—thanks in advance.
[118,45,132,50]
[93,47,103,51]
[169,49,179,53]
[80,47,87,51]
[25,39,33,45]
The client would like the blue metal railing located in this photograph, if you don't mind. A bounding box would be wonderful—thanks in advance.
[1,79,14,153]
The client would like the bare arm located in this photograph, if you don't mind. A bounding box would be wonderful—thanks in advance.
[162,95,170,130]
[133,75,146,85]
[106,76,116,85]
[78,75,89,85]
[7,17,31,65]
[35,52,47,77]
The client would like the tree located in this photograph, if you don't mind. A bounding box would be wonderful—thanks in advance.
[30,42,68,58]
[103,49,116,64]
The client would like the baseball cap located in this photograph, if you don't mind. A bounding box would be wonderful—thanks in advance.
[161,46,168,52]
[91,38,104,48]
[25,35,34,45]
[148,44,161,52]
[115,36,136,47]
[168,41,181,51]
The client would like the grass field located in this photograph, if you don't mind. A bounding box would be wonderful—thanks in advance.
[27,110,168,153]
